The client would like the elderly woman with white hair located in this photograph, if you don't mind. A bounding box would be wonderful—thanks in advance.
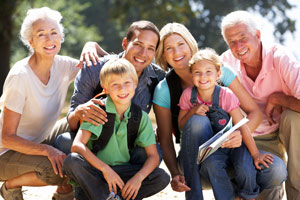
[0,7,79,200]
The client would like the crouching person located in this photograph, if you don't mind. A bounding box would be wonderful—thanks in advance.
[63,58,170,200]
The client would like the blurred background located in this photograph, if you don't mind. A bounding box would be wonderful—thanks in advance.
[0,0,299,97]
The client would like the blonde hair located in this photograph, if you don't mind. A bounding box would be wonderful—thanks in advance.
[20,7,64,52]
[221,10,259,44]
[189,48,222,72]
[100,58,138,88]
[155,23,198,71]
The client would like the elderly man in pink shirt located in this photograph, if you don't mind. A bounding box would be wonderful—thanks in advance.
[221,10,300,200]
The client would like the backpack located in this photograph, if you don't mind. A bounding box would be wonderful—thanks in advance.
[91,94,142,154]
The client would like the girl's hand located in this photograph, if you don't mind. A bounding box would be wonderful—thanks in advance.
[194,104,209,116]
[102,165,124,194]
[253,153,274,170]
[221,130,242,148]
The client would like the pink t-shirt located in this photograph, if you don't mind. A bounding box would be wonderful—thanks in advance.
[221,43,300,136]
[178,86,240,114]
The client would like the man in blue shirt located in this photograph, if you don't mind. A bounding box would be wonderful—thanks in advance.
[67,20,165,131]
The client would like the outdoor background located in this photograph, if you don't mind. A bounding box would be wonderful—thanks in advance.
[0,0,298,199]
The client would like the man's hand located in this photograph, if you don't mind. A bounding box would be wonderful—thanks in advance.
[221,130,242,148]
[45,145,67,178]
[75,99,107,126]
[265,93,284,125]
[76,42,109,68]
[170,175,191,192]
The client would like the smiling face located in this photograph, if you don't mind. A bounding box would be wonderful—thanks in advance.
[122,29,158,77]
[163,33,192,70]
[103,73,137,108]
[192,60,220,92]
[224,23,261,67]
[29,18,62,57]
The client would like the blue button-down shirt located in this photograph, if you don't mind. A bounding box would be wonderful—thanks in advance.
[68,53,165,118]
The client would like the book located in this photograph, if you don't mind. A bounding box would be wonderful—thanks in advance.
[197,117,249,164]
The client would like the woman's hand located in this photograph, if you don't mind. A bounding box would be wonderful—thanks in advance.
[45,145,67,178]
[221,130,242,148]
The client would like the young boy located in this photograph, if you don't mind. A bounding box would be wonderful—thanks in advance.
[63,58,169,200]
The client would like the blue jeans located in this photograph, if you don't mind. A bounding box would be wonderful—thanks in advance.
[180,115,287,200]
[63,153,170,200]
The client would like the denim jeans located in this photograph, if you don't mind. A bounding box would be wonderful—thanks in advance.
[63,153,170,200]
[180,115,287,200]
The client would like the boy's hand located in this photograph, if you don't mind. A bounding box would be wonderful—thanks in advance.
[102,165,124,194]
[121,175,143,200]
[253,152,274,170]
[194,104,209,116]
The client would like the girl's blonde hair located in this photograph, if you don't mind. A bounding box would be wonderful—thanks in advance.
[189,48,222,72]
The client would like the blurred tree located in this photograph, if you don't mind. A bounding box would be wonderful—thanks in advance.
[87,0,295,54]
[0,0,102,96]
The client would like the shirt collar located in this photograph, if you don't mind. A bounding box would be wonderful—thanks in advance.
[105,96,131,119]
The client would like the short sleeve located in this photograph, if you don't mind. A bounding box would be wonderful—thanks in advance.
[80,121,103,141]
[220,65,236,87]
[219,87,240,113]
[0,74,26,114]
[178,87,193,111]
[152,78,171,108]
[135,111,156,147]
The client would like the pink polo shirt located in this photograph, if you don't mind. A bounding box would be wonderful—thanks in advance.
[221,43,300,136]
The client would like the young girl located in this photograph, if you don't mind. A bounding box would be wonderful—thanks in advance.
[178,48,273,200]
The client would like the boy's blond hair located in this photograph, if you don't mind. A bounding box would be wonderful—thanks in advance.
[100,58,138,88]
[189,48,222,72]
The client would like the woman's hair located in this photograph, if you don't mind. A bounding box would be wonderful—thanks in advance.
[221,10,259,43]
[155,23,198,71]
[20,7,64,52]
[100,58,138,88]
[189,48,222,72]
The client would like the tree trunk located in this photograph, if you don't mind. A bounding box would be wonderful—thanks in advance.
[0,1,20,96]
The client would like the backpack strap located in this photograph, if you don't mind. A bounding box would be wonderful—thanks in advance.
[211,85,221,107]
[91,96,142,154]
[127,102,142,151]
[190,86,198,105]
[166,69,182,143]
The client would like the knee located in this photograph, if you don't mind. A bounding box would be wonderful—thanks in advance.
[35,157,65,185]
[53,132,75,154]
[281,109,300,125]
[151,168,170,189]
[183,115,212,138]
[201,157,223,176]
[63,153,84,173]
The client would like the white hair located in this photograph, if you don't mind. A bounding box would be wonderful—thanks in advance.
[221,10,259,43]
[20,7,64,51]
